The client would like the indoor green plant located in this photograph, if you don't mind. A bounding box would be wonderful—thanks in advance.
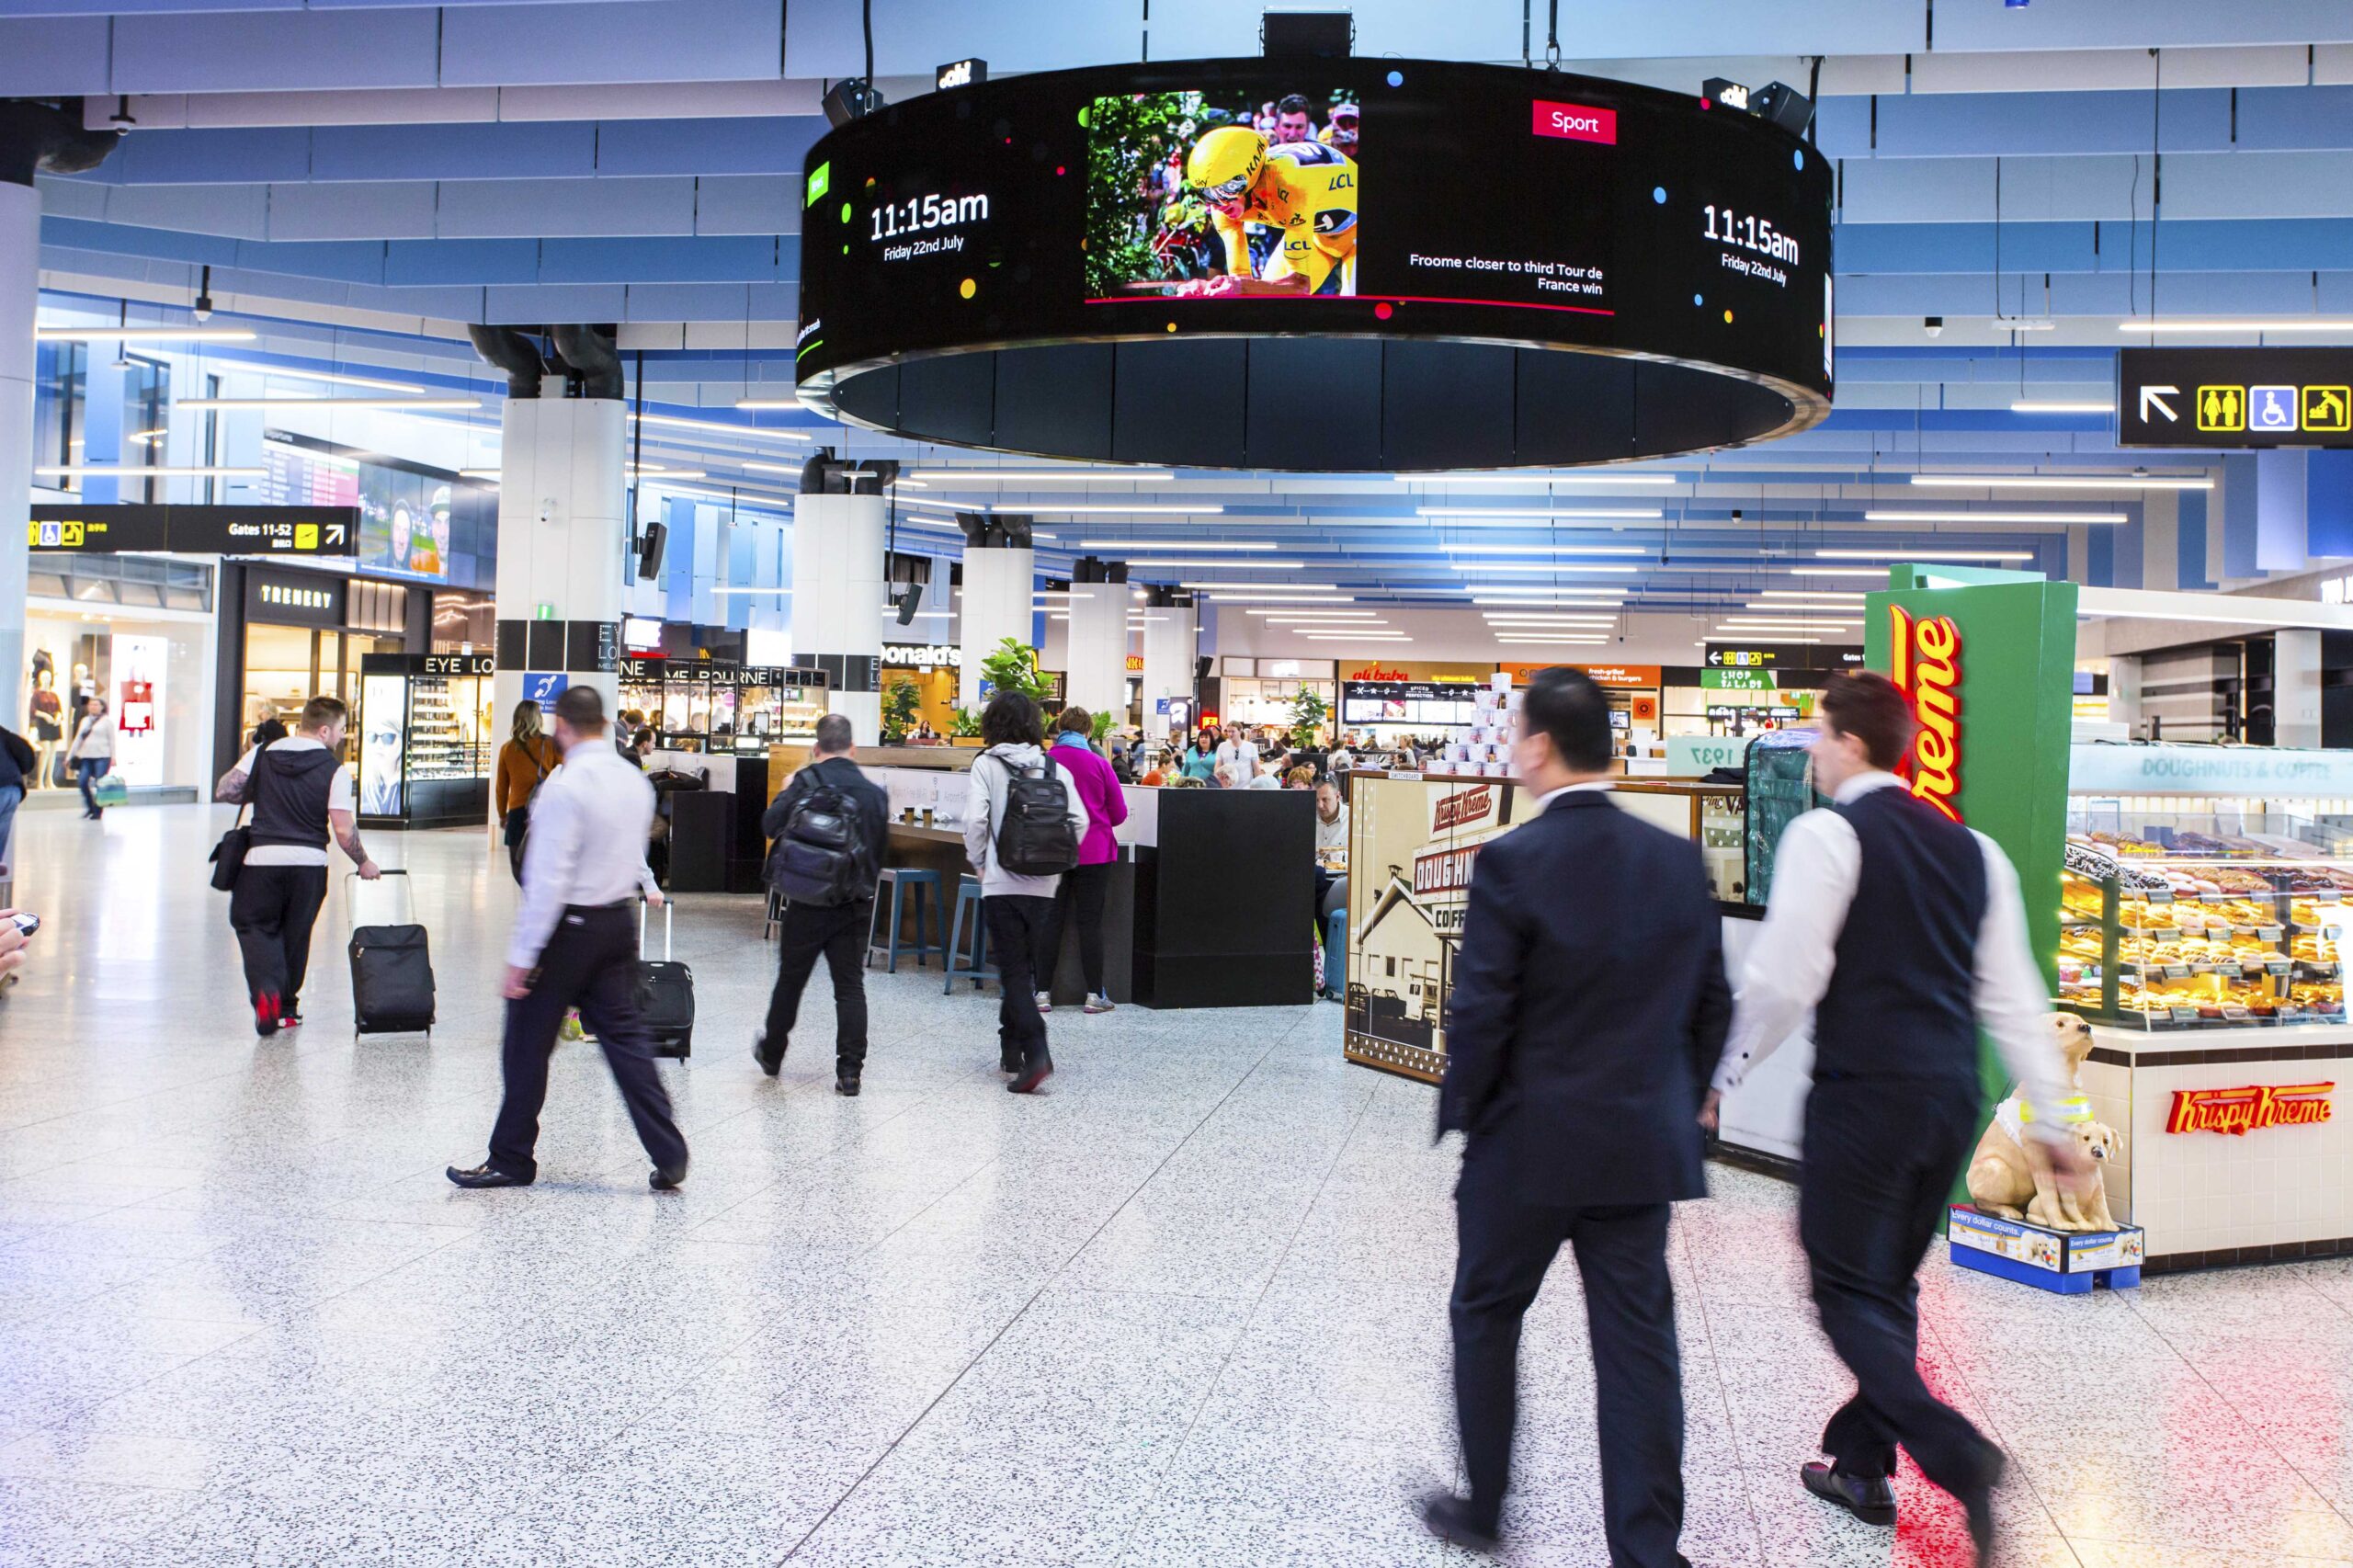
[977,637,1051,706]
[881,677,922,744]
[1289,687,1331,749]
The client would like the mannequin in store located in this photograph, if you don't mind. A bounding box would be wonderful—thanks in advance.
[27,666,63,790]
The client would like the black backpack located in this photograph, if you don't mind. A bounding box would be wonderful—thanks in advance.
[767,775,877,906]
[992,749,1080,877]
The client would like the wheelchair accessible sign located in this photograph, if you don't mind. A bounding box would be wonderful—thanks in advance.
[2120,347,2353,449]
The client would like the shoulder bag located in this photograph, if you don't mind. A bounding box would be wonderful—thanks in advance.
[209,743,271,892]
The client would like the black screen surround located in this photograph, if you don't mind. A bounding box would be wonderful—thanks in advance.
[796,58,1834,471]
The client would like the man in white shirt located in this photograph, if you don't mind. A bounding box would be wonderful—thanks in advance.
[213,695,380,1036]
[449,686,686,1191]
[1213,723,1257,785]
[1704,672,2090,1564]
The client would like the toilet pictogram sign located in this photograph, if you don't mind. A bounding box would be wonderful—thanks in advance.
[2121,349,2353,449]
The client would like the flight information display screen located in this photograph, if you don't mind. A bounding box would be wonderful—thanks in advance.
[796,58,1831,399]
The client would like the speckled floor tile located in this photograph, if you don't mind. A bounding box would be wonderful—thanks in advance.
[6,808,2353,1565]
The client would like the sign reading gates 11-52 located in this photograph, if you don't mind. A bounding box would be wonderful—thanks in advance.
[2118,347,2353,449]
[28,505,360,557]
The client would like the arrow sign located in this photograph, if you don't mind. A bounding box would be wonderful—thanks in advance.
[2140,384,2179,423]
[1707,651,1723,665]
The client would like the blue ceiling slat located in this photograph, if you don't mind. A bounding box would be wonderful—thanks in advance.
[538,235,782,284]
[595,117,826,177]
[0,17,108,97]
[114,9,442,93]
[113,128,313,187]
[1836,221,2099,273]
[2224,85,2353,150]
[310,121,598,182]
[1863,89,2234,158]
[40,214,241,267]
[381,237,546,286]
[437,0,786,89]
[228,237,389,285]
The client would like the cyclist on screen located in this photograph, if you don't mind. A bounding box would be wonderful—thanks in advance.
[1173,124,1358,298]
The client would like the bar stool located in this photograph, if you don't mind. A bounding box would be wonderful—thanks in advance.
[867,867,946,972]
[943,876,999,994]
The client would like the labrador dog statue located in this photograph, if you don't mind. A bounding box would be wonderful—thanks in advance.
[1965,1013,2123,1233]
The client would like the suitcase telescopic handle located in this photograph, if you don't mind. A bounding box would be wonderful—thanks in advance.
[347,867,415,926]
[639,895,673,960]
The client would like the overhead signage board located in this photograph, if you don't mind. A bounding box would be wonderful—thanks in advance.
[1701,667,1776,689]
[2118,347,2353,449]
[2069,742,2353,798]
[1705,642,1862,672]
[28,504,360,557]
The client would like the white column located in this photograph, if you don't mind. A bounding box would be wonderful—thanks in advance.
[492,397,629,730]
[2276,629,2323,749]
[0,183,40,730]
[959,543,1033,709]
[1063,581,1128,717]
[790,490,885,738]
[1139,600,1198,740]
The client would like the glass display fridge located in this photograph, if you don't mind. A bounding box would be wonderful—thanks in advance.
[357,652,494,828]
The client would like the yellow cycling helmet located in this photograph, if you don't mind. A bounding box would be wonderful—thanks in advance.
[1186,125,1267,204]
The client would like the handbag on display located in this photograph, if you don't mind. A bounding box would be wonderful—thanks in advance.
[209,743,271,892]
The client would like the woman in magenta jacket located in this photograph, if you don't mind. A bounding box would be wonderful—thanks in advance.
[1035,705,1130,1013]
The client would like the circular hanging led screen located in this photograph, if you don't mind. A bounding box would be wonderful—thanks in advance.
[795,58,1834,472]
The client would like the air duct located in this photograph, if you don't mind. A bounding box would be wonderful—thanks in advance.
[548,324,624,401]
[467,324,545,399]
[0,99,123,186]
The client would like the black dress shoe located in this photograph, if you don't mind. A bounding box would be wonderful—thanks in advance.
[1007,1054,1053,1094]
[753,1031,784,1077]
[447,1163,530,1189]
[1802,1461,1896,1527]
[1420,1492,1499,1553]
[650,1161,688,1191]
[1963,1448,2006,1565]
[835,1073,861,1096]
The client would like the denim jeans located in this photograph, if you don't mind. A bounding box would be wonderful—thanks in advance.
[0,784,20,869]
[75,757,110,814]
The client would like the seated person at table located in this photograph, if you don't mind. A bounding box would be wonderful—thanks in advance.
[1315,781,1349,854]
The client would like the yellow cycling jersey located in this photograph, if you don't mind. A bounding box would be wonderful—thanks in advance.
[1210,141,1359,294]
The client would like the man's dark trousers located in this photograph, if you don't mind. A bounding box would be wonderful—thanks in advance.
[764,896,873,1071]
[229,864,328,1014]
[1450,1140,1688,1568]
[486,903,688,1182]
[982,894,1051,1066]
[1801,1077,1998,1495]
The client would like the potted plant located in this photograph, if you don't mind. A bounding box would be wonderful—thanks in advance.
[881,677,922,744]
[977,637,1051,706]
[948,706,983,744]
[1090,710,1116,749]
[1289,687,1330,749]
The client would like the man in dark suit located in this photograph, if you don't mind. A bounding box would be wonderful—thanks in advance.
[754,712,891,1095]
[1424,667,1731,1566]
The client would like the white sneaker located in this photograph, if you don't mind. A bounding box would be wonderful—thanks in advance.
[1085,994,1115,1015]
[1035,991,1053,1013]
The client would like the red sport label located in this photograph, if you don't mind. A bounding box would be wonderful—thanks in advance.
[1531,100,1617,144]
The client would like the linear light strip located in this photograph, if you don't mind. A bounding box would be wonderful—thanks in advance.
[36,464,264,477]
[1395,472,1678,486]
[907,469,1176,482]
[1907,474,2211,491]
[634,413,813,441]
[1415,507,1664,519]
[220,364,430,393]
[177,397,482,411]
[2120,319,2353,334]
[1816,550,2033,562]
[2010,401,2115,414]
[1863,510,2130,524]
[1075,540,1279,551]
[34,325,255,343]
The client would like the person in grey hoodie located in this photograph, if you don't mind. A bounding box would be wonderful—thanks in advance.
[962,691,1090,1092]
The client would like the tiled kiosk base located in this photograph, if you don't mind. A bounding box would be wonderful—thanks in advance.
[2083,1025,2353,1271]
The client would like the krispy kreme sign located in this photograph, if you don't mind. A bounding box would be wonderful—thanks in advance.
[2166,1082,2336,1135]
[1430,782,1495,834]
[1887,603,1962,823]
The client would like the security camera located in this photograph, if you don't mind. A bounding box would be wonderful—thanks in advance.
[192,266,213,322]
[1924,315,1944,337]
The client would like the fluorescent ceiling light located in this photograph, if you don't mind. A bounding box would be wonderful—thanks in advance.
[2001,318,2058,331]
[1006,505,1222,516]
[1461,585,1630,596]
[2010,401,2114,414]
[709,585,791,596]
[1125,559,1305,569]
[1755,590,1868,600]
[127,429,165,445]
[631,469,704,481]
[1301,634,1411,641]
[1399,472,1677,486]
[1178,581,1337,591]
[1075,539,1278,551]
[1470,597,1626,608]
[1244,608,1381,617]
[2120,318,2353,334]
[1863,510,2129,524]
[1907,474,2211,491]
[1440,563,1639,574]
[1817,549,2033,562]
[35,464,263,478]
[1495,636,1610,644]
[178,396,482,411]
[1191,593,1356,603]
[34,325,255,343]
[1788,568,1891,577]
[1483,615,1617,624]
[1416,506,1663,520]
[633,413,813,440]
[909,469,1175,483]
[1437,544,1647,556]
[1720,622,1859,631]
[227,365,429,393]
[733,399,804,410]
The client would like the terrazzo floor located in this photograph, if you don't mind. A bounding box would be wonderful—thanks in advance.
[3,803,2351,1566]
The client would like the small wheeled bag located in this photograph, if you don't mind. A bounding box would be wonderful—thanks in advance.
[635,901,694,1058]
[348,869,435,1038]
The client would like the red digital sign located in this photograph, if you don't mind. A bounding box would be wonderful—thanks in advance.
[1531,100,1617,145]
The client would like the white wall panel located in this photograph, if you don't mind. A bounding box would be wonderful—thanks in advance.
[786,0,1136,79]
[696,176,798,237]
[114,11,443,93]
[1151,0,1522,63]
[500,79,822,121]
[2160,151,2353,220]
[1938,0,2353,53]
[100,182,273,240]
[439,0,784,87]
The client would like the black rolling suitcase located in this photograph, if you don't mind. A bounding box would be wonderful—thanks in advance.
[636,901,694,1058]
[349,870,435,1038]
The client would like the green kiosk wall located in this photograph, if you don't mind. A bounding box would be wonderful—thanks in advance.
[1865,565,2079,1118]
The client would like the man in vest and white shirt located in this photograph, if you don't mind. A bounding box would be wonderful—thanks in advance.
[1704,672,2092,1567]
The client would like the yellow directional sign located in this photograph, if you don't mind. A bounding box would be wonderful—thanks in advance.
[2197,385,2245,432]
[2307,385,2353,435]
